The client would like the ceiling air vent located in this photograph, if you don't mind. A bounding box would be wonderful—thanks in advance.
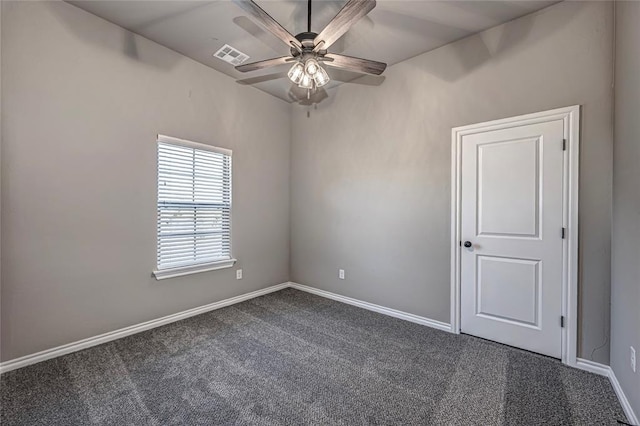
[214,44,249,66]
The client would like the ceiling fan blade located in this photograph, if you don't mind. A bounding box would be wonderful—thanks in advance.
[322,53,386,75]
[232,0,302,51]
[236,72,286,85]
[235,56,293,73]
[329,68,385,86]
[313,0,376,51]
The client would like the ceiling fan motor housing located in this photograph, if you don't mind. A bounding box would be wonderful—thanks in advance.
[291,32,319,56]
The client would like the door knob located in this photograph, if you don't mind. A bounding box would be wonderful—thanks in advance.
[463,241,472,248]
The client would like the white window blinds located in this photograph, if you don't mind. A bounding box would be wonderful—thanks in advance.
[156,135,232,271]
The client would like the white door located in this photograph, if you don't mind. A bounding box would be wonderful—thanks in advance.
[460,119,565,358]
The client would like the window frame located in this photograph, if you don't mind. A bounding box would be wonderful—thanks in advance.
[152,134,235,280]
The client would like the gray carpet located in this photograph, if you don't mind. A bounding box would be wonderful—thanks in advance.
[0,288,628,425]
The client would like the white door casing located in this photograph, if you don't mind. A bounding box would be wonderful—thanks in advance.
[451,106,580,364]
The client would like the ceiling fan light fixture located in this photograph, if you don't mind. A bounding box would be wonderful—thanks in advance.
[287,62,305,84]
[232,0,387,100]
[298,72,314,89]
[313,66,330,87]
[304,58,320,76]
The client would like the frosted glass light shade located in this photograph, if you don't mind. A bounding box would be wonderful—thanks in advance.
[287,62,305,85]
[304,58,320,76]
[298,73,313,89]
[313,66,330,87]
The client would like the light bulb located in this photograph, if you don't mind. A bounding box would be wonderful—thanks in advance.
[304,58,320,76]
[298,72,313,89]
[313,66,330,87]
[287,62,304,85]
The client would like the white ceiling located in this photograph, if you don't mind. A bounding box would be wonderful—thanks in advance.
[68,0,557,103]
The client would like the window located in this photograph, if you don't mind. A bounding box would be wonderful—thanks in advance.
[153,135,234,280]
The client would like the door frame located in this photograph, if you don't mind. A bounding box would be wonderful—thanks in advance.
[450,105,580,367]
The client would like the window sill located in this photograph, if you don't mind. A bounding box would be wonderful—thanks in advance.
[153,259,237,280]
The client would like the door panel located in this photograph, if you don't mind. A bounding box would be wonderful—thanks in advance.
[460,119,564,358]
[476,255,540,328]
[477,137,540,237]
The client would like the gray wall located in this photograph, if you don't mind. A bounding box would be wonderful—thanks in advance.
[290,1,614,363]
[611,0,640,415]
[1,1,291,361]
[0,0,623,370]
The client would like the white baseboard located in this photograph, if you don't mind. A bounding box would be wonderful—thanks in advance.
[2,281,636,426]
[0,281,452,375]
[608,369,639,425]
[576,358,638,425]
[0,282,290,374]
[289,282,452,333]
[575,358,612,376]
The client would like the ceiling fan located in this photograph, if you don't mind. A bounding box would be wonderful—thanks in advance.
[232,0,386,96]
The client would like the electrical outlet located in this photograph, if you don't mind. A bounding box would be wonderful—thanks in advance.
[339,269,345,280]
[236,269,243,280]
[631,346,636,373]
